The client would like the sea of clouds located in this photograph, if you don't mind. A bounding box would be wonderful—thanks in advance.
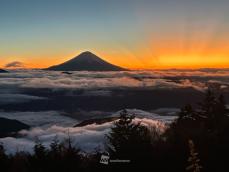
[1,69,229,92]
[0,109,176,155]
[0,69,229,102]
[0,69,229,154]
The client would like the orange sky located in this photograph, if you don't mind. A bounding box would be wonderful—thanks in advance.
[1,25,229,70]
[1,1,229,70]
[1,28,229,70]
[1,49,229,70]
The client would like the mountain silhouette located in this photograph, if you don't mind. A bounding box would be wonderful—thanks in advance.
[0,69,7,73]
[46,51,128,71]
[0,117,30,137]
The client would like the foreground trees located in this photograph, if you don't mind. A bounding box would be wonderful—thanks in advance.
[165,89,229,171]
[106,109,160,170]
[105,89,229,171]
[186,140,202,172]
[106,109,155,160]
[0,89,229,171]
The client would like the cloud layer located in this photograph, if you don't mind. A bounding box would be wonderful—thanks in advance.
[0,94,45,105]
[5,61,25,68]
[0,109,176,155]
[1,69,229,92]
[0,118,165,155]
[0,111,78,127]
[0,69,228,154]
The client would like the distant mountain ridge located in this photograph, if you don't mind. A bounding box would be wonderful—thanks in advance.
[74,117,119,127]
[0,69,7,73]
[46,51,128,71]
[0,117,30,137]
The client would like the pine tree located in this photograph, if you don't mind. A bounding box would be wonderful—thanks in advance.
[32,138,47,172]
[61,132,81,172]
[50,136,62,155]
[106,109,135,157]
[106,109,153,162]
[178,104,196,121]
[186,140,202,172]
[34,138,47,158]
[215,94,227,119]
[0,143,8,171]
[198,89,228,132]
[199,89,217,120]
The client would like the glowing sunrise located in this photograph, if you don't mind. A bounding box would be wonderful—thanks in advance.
[1,0,229,69]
